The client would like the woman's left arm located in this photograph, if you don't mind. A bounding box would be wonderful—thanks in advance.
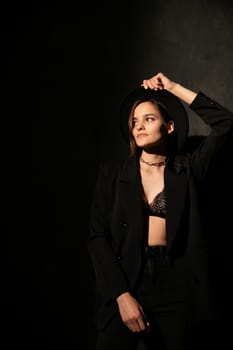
[188,92,233,178]
[142,72,233,178]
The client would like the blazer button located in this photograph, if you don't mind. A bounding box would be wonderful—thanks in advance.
[120,221,127,229]
[193,276,199,285]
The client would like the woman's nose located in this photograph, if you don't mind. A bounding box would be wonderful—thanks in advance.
[136,121,145,130]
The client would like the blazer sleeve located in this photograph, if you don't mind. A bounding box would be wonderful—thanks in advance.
[87,162,130,303]
[188,91,233,180]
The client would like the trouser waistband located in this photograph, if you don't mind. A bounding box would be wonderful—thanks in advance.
[145,245,168,258]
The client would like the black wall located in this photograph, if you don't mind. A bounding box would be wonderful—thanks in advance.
[3,1,233,348]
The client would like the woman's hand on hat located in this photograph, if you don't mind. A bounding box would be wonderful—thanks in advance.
[141,72,176,92]
[141,72,197,105]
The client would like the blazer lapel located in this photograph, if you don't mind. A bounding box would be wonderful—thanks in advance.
[118,158,145,241]
[165,165,187,252]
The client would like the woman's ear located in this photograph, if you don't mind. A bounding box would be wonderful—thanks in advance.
[167,120,175,134]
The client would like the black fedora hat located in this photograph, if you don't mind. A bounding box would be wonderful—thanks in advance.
[119,86,189,152]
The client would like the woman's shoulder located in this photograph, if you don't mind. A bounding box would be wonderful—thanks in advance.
[169,153,191,174]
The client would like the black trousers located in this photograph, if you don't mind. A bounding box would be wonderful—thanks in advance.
[96,247,187,350]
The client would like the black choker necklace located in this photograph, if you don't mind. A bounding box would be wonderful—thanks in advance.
[140,157,167,167]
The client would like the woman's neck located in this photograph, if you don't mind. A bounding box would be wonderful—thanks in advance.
[140,151,167,163]
[139,152,168,167]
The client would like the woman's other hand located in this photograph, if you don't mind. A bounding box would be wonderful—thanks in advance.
[116,292,150,333]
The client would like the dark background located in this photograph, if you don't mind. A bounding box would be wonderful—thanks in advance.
[3,0,233,349]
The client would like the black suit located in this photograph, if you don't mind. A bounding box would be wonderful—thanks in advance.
[88,92,233,332]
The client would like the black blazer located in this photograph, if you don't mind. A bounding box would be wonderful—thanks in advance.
[88,92,233,330]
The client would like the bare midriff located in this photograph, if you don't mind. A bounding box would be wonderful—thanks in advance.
[147,216,167,246]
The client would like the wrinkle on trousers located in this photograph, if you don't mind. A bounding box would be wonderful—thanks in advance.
[96,253,187,350]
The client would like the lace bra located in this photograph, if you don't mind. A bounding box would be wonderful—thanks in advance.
[147,189,166,218]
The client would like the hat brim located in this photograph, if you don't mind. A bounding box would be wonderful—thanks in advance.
[119,87,189,152]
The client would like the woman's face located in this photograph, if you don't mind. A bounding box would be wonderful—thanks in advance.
[131,101,174,148]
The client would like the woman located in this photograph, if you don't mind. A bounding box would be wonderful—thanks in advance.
[87,72,233,350]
